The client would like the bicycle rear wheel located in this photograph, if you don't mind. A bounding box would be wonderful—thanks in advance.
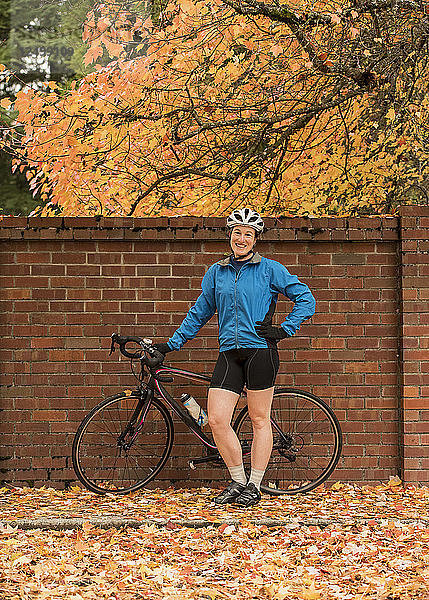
[72,393,174,494]
[234,387,342,495]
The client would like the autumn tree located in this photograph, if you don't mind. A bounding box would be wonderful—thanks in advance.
[2,0,428,217]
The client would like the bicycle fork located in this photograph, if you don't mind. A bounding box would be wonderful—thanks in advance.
[117,389,153,452]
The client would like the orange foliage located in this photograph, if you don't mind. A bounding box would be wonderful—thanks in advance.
[2,0,428,216]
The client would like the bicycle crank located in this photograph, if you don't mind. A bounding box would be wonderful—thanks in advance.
[189,453,223,470]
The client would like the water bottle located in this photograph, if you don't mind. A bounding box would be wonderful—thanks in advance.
[180,393,208,427]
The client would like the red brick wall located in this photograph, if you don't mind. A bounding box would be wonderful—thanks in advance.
[400,207,429,482]
[0,210,427,488]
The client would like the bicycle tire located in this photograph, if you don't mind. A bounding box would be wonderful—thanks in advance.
[72,393,174,494]
[233,387,342,495]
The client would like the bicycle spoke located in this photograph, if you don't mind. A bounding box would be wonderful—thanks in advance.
[235,388,342,494]
[72,395,173,494]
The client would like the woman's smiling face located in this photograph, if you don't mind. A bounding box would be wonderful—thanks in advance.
[230,225,257,259]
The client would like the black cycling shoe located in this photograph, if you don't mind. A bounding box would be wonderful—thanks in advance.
[235,483,261,508]
[213,481,246,505]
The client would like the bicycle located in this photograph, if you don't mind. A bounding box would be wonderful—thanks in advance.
[72,334,342,496]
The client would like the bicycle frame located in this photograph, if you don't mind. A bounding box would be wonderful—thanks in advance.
[133,363,284,453]
[155,365,288,443]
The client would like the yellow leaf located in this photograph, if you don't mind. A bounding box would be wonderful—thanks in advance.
[387,475,402,487]
[75,532,88,553]
[260,584,291,600]
[140,563,151,577]
[199,589,224,600]
[302,581,322,600]
[0,98,12,109]
[181,0,198,15]
[82,521,94,533]
[270,44,283,58]
[105,558,118,571]
[386,108,395,121]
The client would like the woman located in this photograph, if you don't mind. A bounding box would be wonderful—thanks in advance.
[154,208,316,507]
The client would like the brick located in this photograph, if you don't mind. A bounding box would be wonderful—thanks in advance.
[31,337,65,349]
[50,276,85,288]
[101,313,136,325]
[85,277,120,289]
[311,338,345,349]
[16,252,53,264]
[86,301,120,313]
[141,288,171,300]
[120,302,154,313]
[404,421,429,433]
[63,217,99,228]
[0,288,32,300]
[48,349,85,361]
[67,265,100,276]
[0,216,28,228]
[31,264,65,276]
[312,266,345,277]
[121,277,154,288]
[348,265,381,277]
[403,398,429,409]
[101,265,136,276]
[137,265,171,276]
[172,265,206,277]
[332,254,366,265]
[87,252,122,265]
[403,470,429,482]
[27,217,63,229]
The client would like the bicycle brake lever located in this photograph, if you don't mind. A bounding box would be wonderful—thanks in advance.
[145,350,164,367]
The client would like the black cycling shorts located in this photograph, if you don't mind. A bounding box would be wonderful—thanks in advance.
[210,348,280,395]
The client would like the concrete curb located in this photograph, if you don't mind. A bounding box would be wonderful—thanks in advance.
[1,516,429,531]
[1,517,328,531]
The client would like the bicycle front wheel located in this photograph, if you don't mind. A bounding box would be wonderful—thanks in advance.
[72,393,174,494]
[234,388,342,495]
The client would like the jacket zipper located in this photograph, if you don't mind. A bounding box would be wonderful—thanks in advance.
[234,270,239,348]
[233,265,247,349]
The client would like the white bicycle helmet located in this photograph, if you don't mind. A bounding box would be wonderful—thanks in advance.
[226,208,264,234]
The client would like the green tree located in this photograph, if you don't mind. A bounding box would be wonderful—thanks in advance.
[0,0,93,214]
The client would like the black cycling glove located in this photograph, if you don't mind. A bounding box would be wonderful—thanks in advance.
[153,342,173,355]
[255,321,291,341]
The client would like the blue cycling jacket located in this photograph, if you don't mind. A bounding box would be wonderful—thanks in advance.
[167,252,316,353]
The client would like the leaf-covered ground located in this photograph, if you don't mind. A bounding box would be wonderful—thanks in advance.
[0,481,428,599]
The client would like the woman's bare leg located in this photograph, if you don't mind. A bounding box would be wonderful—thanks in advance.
[246,386,275,471]
[207,388,241,468]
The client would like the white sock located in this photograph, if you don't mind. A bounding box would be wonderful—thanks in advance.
[248,468,265,490]
[228,464,247,485]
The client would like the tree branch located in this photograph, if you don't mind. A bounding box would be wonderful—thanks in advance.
[172,89,362,144]
[223,0,382,86]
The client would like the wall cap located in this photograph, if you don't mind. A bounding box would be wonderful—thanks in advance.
[0,214,402,242]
